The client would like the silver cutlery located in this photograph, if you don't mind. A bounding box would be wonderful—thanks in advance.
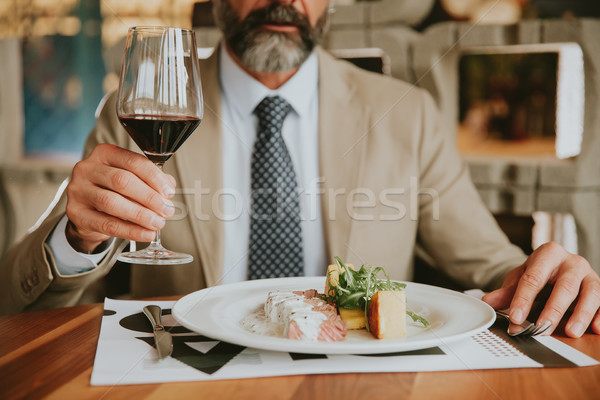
[496,309,552,337]
[143,305,173,359]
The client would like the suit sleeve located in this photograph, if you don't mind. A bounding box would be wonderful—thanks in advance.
[415,90,527,290]
[0,92,128,315]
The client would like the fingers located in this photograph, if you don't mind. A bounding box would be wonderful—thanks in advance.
[563,274,600,337]
[87,164,175,219]
[593,309,600,335]
[509,242,568,324]
[165,173,176,190]
[68,205,156,243]
[536,258,587,335]
[86,186,168,231]
[96,144,175,198]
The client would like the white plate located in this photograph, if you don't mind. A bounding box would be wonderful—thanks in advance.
[172,277,495,354]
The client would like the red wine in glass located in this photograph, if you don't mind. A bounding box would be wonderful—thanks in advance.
[116,26,203,265]
[118,115,201,164]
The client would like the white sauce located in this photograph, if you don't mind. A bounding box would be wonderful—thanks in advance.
[241,291,327,341]
[241,308,284,336]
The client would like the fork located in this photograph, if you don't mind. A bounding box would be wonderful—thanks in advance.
[495,309,552,337]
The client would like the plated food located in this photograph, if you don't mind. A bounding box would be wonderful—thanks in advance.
[242,257,428,342]
[173,276,496,354]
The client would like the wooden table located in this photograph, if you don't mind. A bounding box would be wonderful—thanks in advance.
[1,302,598,400]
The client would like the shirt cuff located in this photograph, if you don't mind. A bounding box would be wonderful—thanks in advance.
[47,215,115,276]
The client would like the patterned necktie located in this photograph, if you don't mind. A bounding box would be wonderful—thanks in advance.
[247,96,304,280]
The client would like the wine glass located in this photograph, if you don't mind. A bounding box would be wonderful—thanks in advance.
[116,26,203,265]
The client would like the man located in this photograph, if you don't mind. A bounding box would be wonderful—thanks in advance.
[1,0,599,338]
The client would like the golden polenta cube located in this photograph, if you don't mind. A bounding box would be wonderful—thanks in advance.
[367,290,407,339]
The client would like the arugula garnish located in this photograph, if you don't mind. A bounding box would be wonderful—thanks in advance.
[324,257,406,309]
[407,311,430,328]
[325,256,429,329]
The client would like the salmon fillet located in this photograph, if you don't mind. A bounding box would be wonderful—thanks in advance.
[265,290,347,342]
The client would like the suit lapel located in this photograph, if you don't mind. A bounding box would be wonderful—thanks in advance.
[317,48,370,262]
[173,50,224,287]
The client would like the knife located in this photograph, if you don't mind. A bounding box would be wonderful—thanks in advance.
[143,305,173,360]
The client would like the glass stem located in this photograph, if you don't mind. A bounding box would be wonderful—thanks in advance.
[150,162,165,250]
[150,227,162,249]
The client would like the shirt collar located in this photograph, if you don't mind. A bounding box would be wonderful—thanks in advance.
[219,45,318,118]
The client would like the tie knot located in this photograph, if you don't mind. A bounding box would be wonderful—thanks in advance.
[254,95,292,131]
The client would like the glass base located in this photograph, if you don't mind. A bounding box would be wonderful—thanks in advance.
[117,245,193,265]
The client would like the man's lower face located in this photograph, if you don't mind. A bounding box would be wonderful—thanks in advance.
[214,0,329,73]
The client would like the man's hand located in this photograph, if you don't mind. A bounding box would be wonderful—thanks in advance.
[482,242,600,338]
[65,144,176,253]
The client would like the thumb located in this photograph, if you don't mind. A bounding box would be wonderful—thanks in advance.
[482,285,516,310]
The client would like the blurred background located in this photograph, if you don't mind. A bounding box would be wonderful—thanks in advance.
[1,0,598,160]
[0,0,198,160]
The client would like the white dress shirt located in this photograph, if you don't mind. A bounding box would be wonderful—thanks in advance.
[48,46,327,282]
[218,46,326,284]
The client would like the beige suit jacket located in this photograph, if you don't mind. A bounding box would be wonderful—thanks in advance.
[0,47,526,314]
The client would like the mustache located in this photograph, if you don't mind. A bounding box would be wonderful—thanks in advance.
[242,3,312,32]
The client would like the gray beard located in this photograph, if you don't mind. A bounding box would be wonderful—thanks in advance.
[237,30,310,73]
[213,0,329,73]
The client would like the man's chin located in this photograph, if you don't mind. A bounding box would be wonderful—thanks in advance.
[237,41,310,73]
[228,26,314,73]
